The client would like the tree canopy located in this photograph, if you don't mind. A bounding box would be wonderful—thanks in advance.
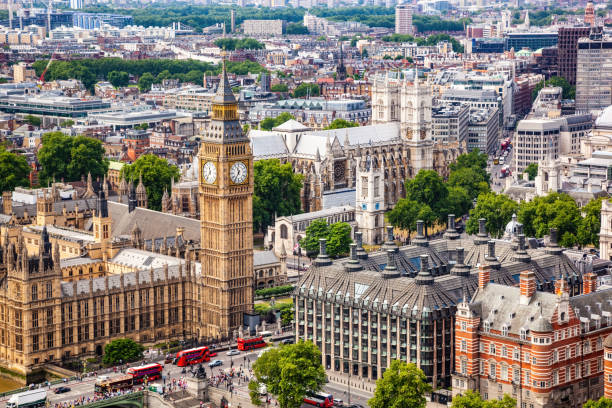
[300,219,352,258]
[120,154,180,211]
[0,147,30,192]
[214,37,265,51]
[451,390,516,408]
[368,360,431,408]
[24,115,41,127]
[386,198,422,238]
[270,83,289,92]
[285,23,309,34]
[517,192,581,247]
[248,341,325,408]
[37,132,108,186]
[292,83,320,98]
[260,112,295,131]
[103,338,144,366]
[405,169,448,220]
[253,159,303,232]
[584,397,612,408]
[532,76,575,101]
[32,58,266,92]
[108,70,129,88]
[324,118,359,130]
[466,192,519,238]
[578,197,604,247]
[524,163,538,180]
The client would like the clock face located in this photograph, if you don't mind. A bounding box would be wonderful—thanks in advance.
[203,161,217,184]
[230,161,248,184]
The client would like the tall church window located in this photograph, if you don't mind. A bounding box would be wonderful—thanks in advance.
[374,177,380,198]
[280,224,288,239]
[362,177,368,198]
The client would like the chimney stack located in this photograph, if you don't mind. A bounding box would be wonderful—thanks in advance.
[584,273,597,295]
[520,270,536,304]
[478,264,490,290]
[443,214,460,240]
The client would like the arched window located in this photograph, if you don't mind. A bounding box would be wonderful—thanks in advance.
[280,224,288,239]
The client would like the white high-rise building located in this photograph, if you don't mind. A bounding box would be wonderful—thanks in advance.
[70,0,83,9]
[576,28,612,113]
[395,4,414,35]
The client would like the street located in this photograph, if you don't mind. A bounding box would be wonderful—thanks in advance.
[0,346,369,408]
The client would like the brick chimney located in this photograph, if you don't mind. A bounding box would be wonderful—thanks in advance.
[554,277,568,296]
[478,264,490,289]
[584,273,597,295]
[520,270,536,304]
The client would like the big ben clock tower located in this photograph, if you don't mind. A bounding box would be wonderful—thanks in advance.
[199,61,253,339]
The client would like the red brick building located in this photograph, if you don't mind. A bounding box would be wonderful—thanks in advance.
[453,266,612,408]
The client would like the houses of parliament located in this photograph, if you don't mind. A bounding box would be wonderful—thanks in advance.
[0,64,255,380]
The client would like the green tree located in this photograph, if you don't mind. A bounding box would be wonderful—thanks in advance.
[249,341,325,408]
[103,338,144,366]
[532,76,575,100]
[24,115,41,127]
[253,159,303,232]
[60,119,75,128]
[270,83,289,92]
[0,147,30,192]
[300,219,329,257]
[368,360,431,408]
[449,149,489,182]
[451,390,516,408]
[405,169,448,221]
[386,198,421,239]
[524,163,538,180]
[292,83,320,98]
[578,197,604,247]
[323,118,359,130]
[285,23,309,34]
[260,112,296,131]
[417,204,436,237]
[584,397,612,408]
[107,70,129,87]
[326,222,352,257]
[138,72,155,92]
[447,167,490,200]
[517,192,581,246]
[120,154,180,211]
[37,132,108,186]
[466,192,518,238]
[445,186,472,218]
[215,37,265,51]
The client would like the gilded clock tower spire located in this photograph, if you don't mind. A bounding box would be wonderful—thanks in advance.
[198,60,253,339]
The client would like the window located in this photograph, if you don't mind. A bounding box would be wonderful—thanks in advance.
[513,348,520,360]
[32,335,39,352]
[461,340,467,352]
[32,311,38,328]
[46,309,53,326]
[46,283,52,298]
[520,328,527,340]
[501,364,508,381]
[490,362,497,378]
[461,321,467,331]
[490,343,496,355]
[280,224,288,239]
[461,358,467,375]
[31,284,38,301]
[502,325,508,336]
[552,370,558,385]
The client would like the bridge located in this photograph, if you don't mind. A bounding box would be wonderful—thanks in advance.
[82,391,145,408]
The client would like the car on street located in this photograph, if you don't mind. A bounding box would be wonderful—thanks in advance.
[281,338,294,344]
[208,360,223,368]
[208,351,217,357]
[54,387,71,394]
[227,349,240,356]
[333,398,343,406]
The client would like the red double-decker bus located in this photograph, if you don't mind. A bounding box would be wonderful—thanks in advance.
[303,392,334,407]
[236,336,266,351]
[126,363,163,383]
[175,346,210,367]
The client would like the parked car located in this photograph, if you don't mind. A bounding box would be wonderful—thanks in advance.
[208,360,223,368]
[281,338,294,344]
[54,387,70,394]
[334,398,343,406]
[227,349,240,356]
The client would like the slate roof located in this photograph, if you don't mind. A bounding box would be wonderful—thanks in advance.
[254,250,279,267]
[106,201,200,242]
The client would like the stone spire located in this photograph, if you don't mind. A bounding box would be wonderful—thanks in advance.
[84,172,95,198]
[213,59,236,105]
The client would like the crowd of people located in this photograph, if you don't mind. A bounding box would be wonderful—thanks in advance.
[49,386,146,408]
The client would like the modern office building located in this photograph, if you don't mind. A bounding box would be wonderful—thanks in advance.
[395,4,414,35]
[243,19,285,36]
[467,108,499,154]
[294,221,586,388]
[505,32,558,51]
[72,13,134,29]
[557,26,591,85]
[0,93,110,121]
[576,28,612,113]
[431,103,469,145]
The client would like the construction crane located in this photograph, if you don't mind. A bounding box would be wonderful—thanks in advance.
[38,47,57,84]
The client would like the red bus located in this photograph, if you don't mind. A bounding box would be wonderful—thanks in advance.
[236,336,266,351]
[175,346,210,367]
[126,363,163,383]
[303,392,334,407]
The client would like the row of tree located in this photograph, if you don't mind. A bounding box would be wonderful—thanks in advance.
[214,37,265,51]
[32,58,266,92]
[467,191,603,248]
[382,33,465,53]
[387,149,489,238]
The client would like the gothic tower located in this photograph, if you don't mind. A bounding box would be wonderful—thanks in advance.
[198,60,254,339]
[355,156,385,245]
[136,174,148,208]
[401,70,433,173]
[93,191,112,261]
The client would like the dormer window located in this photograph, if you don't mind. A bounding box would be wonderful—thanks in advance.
[484,321,491,333]
[520,328,527,340]
[502,325,509,337]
